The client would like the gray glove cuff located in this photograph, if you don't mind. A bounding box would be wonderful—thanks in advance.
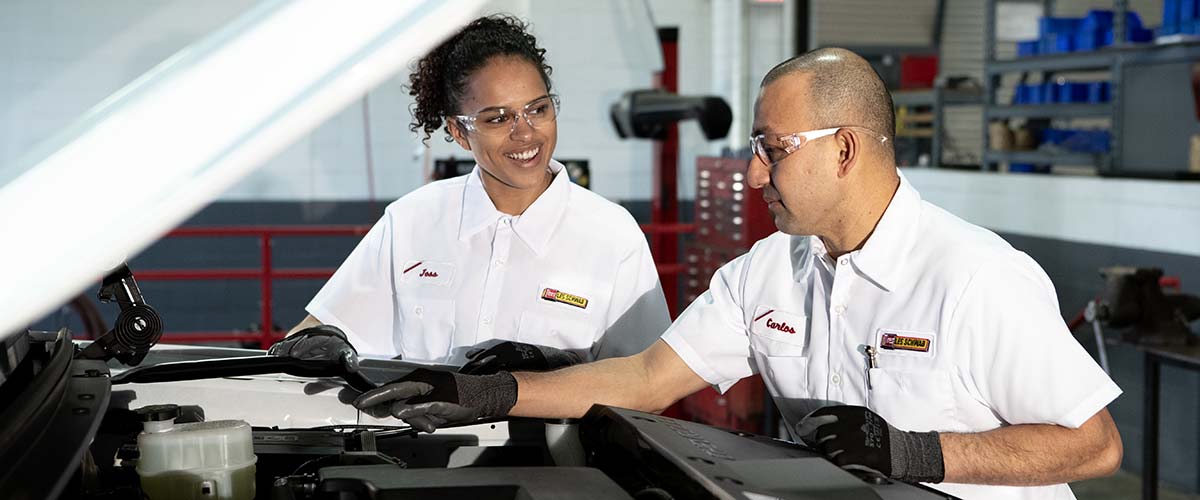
[454,371,518,418]
[891,430,944,483]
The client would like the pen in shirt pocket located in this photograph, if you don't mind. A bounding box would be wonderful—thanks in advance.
[865,345,879,390]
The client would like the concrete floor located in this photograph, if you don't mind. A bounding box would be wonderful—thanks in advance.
[1071,471,1199,499]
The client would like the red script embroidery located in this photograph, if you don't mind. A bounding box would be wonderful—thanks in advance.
[766,318,796,334]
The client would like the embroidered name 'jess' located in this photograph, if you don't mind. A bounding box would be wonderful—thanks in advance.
[399,260,455,287]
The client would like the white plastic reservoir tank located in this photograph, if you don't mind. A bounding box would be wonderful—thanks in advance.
[136,405,256,500]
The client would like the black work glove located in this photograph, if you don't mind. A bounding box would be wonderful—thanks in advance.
[795,405,944,483]
[459,341,583,375]
[268,324,359,371]
[352,368,517,433]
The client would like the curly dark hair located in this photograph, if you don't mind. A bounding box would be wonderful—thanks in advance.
[408,15,554,143]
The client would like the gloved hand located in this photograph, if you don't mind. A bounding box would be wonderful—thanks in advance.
[268,324,358,372]
[459,340,583,375]
[353,368,517,433]
[795,405,944,483]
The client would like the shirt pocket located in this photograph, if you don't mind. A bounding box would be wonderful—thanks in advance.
[867,367,956,432]
[396,297,456,363]
[517,311,597,354]
[757,353,810,402]
[749,320,809,400]
[748,307,808,357]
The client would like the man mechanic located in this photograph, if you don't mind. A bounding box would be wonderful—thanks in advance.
[351,48,1123,499]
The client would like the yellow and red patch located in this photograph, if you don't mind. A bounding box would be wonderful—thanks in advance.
[880,333,931,352]
[541,288,588,309]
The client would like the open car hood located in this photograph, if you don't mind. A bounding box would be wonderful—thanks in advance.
[0,0,485,341]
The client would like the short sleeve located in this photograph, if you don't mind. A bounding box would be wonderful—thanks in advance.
[950,255,1122,428]
[592,236,671,359]
[660,251,758,393]
[306,215,398,356]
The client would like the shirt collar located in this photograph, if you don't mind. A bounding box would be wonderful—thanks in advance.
[457,160,570,256]
[789,171,921,292]
[846,172,921,292]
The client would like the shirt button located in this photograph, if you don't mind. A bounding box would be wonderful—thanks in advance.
[831,373,841,385]
[481,317,492,325]
[834,304,846,315]
[414,306,423,317]
[838,257,849,266]
[495,259,505,267]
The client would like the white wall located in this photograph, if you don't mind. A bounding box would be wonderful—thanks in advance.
[907,168,1200,258]
[1,0,678,203]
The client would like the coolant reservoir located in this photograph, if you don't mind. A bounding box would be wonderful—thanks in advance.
[135,405,257,500]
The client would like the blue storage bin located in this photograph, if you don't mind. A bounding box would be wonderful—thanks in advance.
[1073,10,1150,48]
[1048,129,1111,153]
[1057,82,1091,103]
[1184,0,1199,22]
[1129,27,1154,42]
[1009,163,1051,174]
[1040,34,1075,53]
[1039,16,1081,53]
[1014,84,1042,104]
[1075,30,1103,51]
[1164,0,1182,35]
[1040,17,1082,36]
[1017,40,1039,57]
[1086,81,1110,103]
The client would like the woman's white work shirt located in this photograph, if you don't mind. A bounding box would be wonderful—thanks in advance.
[308,160,670,364]
[661,174,1121,500]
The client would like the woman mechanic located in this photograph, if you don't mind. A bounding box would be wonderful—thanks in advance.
[270,15,670,374]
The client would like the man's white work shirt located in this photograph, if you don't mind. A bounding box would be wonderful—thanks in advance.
[662,173,1121,500]
[308,160,670,364]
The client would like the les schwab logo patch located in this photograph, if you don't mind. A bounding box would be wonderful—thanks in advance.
[541,288,588,309]
[880,332,931,352]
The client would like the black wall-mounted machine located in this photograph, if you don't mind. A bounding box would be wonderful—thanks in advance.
[609,89,732,141]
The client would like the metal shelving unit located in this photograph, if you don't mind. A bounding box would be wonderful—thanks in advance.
[988,103,1112,119]
[984,150,1107,166]
[984,1,1200,177]
[892,88,982,167]
[982,0,1129,172]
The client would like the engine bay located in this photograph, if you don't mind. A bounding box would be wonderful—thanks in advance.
[0,329,956,500]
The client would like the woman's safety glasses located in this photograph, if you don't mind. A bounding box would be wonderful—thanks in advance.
[454,94,560,137]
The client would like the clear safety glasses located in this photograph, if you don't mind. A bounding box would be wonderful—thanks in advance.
[454,94,560,138]
[750,126,887,166]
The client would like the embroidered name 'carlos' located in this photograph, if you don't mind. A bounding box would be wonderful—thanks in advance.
[766,318,797,334]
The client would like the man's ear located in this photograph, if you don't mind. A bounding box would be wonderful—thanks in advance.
[834,128,860,178]
[447,119,472,152]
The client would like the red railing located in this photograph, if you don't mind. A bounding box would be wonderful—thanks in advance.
[141,223,694,348]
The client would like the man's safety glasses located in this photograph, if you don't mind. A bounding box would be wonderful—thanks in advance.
[454,94,560,138]
[750,126,887,166]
